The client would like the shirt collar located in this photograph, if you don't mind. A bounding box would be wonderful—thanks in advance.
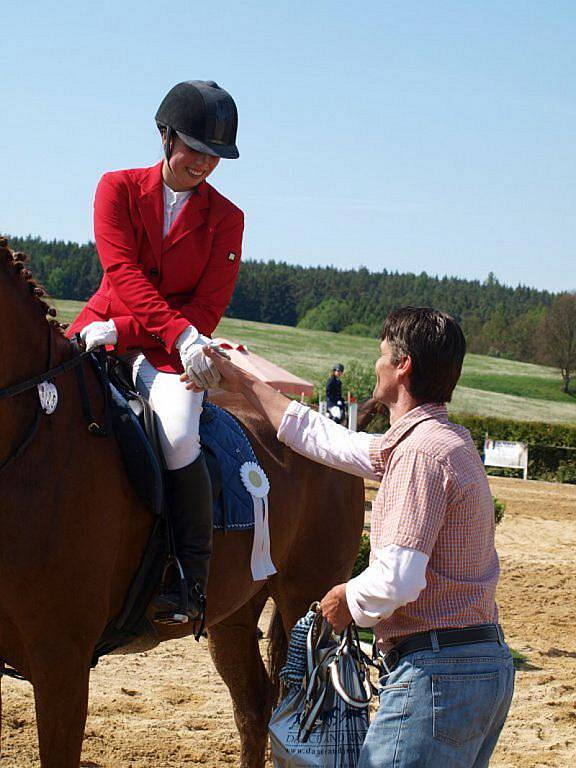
[381,402,449,450]
[162,182,199,205]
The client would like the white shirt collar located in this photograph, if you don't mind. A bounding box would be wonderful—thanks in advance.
[163,182,192,207]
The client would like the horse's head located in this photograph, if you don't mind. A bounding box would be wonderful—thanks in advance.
[0,237,63,389]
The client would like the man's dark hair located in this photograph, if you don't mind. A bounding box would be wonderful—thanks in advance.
[380,307,466,403]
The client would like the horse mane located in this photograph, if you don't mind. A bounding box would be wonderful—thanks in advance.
[0,236,68,334]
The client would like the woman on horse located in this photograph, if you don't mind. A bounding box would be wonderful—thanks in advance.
[69,80,243,625]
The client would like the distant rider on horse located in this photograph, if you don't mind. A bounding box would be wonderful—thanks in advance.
[326,363,346,423]
[69,80,243,625]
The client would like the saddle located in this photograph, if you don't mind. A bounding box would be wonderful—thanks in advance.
[88,353,265,665]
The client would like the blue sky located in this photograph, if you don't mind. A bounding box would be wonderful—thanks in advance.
[1,0,574,292]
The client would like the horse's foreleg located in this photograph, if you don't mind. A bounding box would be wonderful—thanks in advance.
[208,589,272,768]
[30,644,91,768]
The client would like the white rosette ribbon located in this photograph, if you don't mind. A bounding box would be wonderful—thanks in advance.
[240,461,276,581]
[37,382,58,414]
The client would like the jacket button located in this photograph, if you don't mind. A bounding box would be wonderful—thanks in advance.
[149,267,159,276]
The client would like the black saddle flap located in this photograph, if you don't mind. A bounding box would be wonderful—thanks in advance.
[109,385,164,515]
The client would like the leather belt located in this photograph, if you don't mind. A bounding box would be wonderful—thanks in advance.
[379,623,504,675]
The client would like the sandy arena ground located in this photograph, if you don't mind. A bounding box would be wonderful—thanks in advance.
[1,476,575,767]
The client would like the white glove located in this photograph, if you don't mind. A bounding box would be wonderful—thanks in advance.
[175,325,221,390]
[80,320,118,351]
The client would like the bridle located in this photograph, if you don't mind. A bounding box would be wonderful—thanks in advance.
[0,327,96,474]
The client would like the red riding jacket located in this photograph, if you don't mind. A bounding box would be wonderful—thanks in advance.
[69,162,244,372]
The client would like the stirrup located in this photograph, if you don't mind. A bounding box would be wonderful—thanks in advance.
[154,611,190,626]
[153,556,191,624]
[153,558,206,639]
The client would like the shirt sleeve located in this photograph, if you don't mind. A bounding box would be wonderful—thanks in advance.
[345,545,428,627]
[277,401,378,479]
[379,448,450,555]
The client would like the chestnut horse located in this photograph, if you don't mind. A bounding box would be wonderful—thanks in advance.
[0,239,364,768]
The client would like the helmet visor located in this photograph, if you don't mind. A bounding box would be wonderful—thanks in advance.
[176,130,239,159]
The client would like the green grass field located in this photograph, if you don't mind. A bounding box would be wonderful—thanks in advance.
[53,300,576,425]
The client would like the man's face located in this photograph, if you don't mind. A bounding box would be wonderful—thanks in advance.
[163,136,220,191]
[373,338,401,404]
[333,369,343,379]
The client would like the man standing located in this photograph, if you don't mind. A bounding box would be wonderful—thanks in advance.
[194,307,515,767]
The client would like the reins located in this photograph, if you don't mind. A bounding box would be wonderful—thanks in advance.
[0,328,103,475]
[0,328,91,402]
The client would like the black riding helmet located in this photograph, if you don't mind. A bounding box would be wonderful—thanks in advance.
[332,363,345,373]
[156,80,239,162]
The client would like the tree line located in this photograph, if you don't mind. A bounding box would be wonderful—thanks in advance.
[5,234,575,391]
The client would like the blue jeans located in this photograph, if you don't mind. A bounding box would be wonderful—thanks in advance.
[358,640,515,767]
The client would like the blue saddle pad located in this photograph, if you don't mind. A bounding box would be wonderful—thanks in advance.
[199,402,257,531]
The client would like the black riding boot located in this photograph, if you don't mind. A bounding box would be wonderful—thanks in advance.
[153,452,213,624]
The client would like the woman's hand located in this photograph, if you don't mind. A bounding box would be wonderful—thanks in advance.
[182,344,222,390]
[80,320,118,351]
[183,347,291,432]
[180,345,243,392]
[175,326,217,390]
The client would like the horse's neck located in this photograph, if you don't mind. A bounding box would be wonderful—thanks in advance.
[0,297,50,387]
[356,398,377,431]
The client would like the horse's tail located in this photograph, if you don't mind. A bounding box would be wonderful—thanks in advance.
[267,605,288,705]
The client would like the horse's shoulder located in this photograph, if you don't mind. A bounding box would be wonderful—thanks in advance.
[208,390,274,442]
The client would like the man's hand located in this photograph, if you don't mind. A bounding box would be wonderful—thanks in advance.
[320,583,353,634]
[80,320,118,351]
[182,347,291,433]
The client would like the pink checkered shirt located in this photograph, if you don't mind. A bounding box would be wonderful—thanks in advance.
[369,403,499,648]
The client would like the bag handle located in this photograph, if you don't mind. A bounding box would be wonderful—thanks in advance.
[304,603,333,682]
[299,603,338,741]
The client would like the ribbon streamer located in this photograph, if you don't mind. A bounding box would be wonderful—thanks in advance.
[240,462,277,581]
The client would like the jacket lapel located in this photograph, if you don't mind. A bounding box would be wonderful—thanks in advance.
[136,162,164,264]
[164,181,210,251]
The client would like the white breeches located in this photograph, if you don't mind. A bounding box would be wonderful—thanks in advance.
[125,353,203,471]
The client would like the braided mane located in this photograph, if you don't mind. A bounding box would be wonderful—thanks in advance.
[0,236,67,333]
